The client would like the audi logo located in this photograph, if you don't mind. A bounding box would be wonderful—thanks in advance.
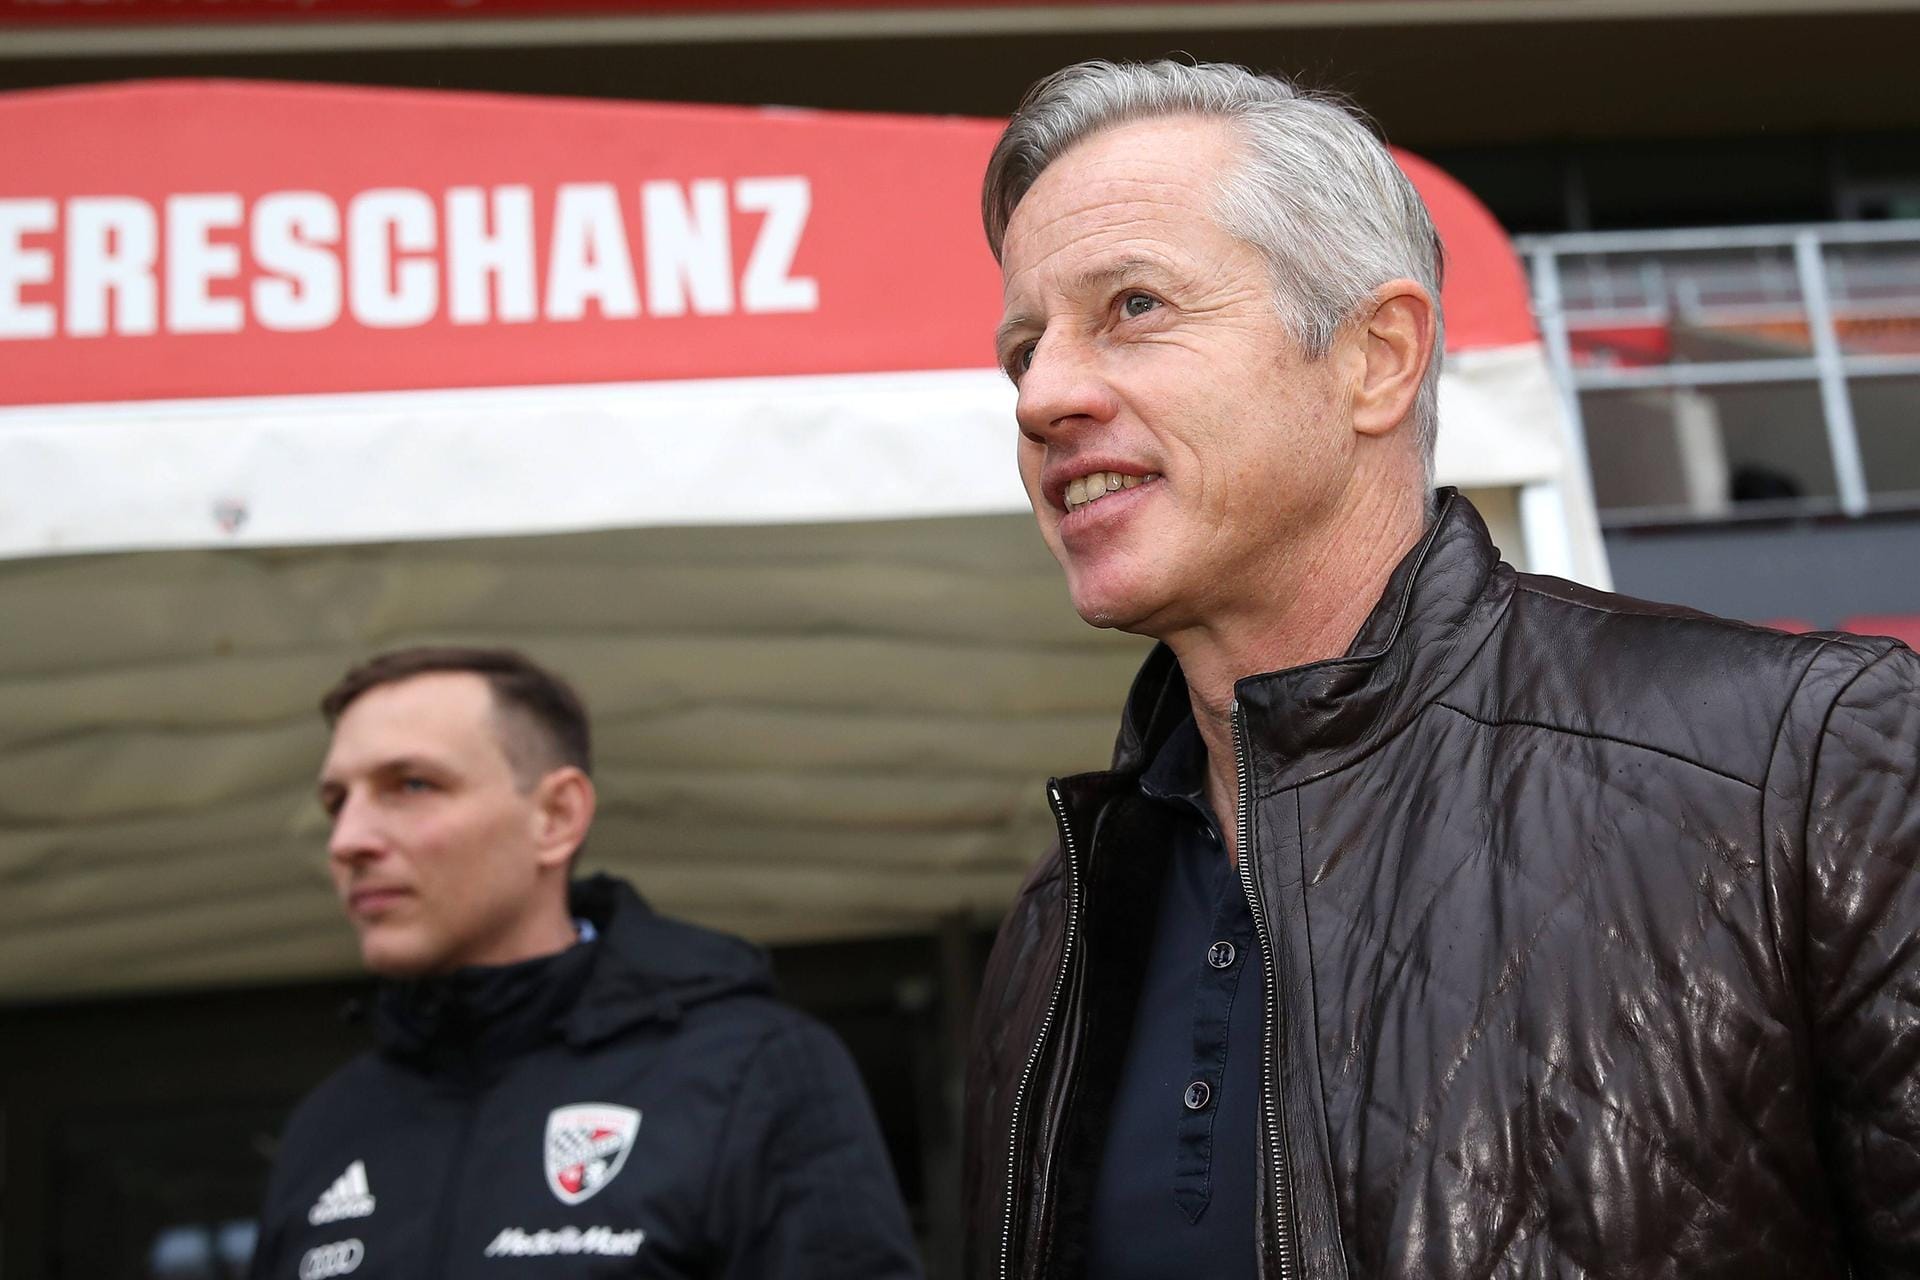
[299,1238,365,1280]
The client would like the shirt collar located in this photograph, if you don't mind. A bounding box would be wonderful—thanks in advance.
[1139,712,1208,810]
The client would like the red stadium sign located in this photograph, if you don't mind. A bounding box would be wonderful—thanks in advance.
[0,80,1007,404]
[0,79,1536,408]
[0,77,1589,576]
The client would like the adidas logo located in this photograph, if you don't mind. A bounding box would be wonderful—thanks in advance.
[308,1160,377,1226]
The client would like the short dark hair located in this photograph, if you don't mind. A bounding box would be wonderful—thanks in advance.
[321,646,592,785]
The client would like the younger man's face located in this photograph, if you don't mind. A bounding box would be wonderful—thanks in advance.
[316,672,556,977]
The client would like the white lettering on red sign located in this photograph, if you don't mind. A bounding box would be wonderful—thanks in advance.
[252,192,342,332]
[643,178,732,318]
[167,193,245,334]
[66,196,158,337]
[737,177,817,314]
[447,184,536,325]
[0,199,56,339]
[545,183,639,322]
[0,178,817,340]
[349,188,438,329]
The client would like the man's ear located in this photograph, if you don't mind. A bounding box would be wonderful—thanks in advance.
[533,767,596,872]
[1351,279,1438,440]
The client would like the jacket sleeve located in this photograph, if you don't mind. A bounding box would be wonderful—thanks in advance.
[706,1015,924,1280]
[245,1188,287,1280]
[245,1128,302,1280]
[1803,643,1920,1276]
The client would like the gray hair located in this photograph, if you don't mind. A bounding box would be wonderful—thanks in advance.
[983,60,1446,474]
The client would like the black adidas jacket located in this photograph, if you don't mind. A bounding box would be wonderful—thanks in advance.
[248,875,923,1279]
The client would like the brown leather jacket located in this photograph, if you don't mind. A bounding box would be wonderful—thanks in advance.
[963,492,1920,1280]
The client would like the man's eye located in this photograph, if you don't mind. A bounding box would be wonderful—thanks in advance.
[1121,292,1160,318]
[1007,343,1037,377]
[400,777,435,794]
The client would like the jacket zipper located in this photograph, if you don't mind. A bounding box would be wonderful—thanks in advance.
[997,780,1085,1280]
[1233,700,1298,1280]
[428,1089,480,1280]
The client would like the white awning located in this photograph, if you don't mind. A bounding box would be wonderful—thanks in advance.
[0,347,1568,560]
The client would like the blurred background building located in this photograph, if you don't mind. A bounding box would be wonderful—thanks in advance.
[2,1,1917,1276]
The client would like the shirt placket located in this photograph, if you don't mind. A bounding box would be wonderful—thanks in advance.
[1170,829,1258,1224]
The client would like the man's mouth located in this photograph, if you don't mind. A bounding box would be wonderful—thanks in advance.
[1063,470,1159,514]
[348,886,411,917]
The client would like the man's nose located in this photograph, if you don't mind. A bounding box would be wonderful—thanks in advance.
[1015,333,1118,443]
[327,794,383,865]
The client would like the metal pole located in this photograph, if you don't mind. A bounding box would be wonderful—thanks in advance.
[1793,231,1871,516]
[1530,245,1594,472]
[1522,245,1614,586]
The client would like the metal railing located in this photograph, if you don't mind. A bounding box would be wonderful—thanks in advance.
[1517,220,1920,522]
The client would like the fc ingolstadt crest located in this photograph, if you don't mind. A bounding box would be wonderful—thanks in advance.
[543,1103,641,1206]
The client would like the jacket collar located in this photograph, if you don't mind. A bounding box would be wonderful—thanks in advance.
[1105,489,1510,794]
[372,873,773,1065]
[372,926,596,1070]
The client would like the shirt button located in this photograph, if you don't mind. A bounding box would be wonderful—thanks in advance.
[1207,941,1237,969]
[1183,1081,1211,1111]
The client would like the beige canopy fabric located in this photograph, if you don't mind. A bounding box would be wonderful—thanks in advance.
[0,494,1528,1004]
[0,514,1130,1001]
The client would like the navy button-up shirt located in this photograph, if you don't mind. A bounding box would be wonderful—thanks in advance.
[1086,715,1265,1278]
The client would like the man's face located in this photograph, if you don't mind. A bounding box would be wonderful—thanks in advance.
[996,116,1361,634]
[317,672,555,977]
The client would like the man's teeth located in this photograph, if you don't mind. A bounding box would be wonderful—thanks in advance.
[1065,471,1145,511]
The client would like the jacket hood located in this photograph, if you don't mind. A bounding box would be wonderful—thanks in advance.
[561,873,775,1048]
[372,873,773,1064]
[1106,488,1507,787]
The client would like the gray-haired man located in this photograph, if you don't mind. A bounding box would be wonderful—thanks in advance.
[962,60,1920,1279]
